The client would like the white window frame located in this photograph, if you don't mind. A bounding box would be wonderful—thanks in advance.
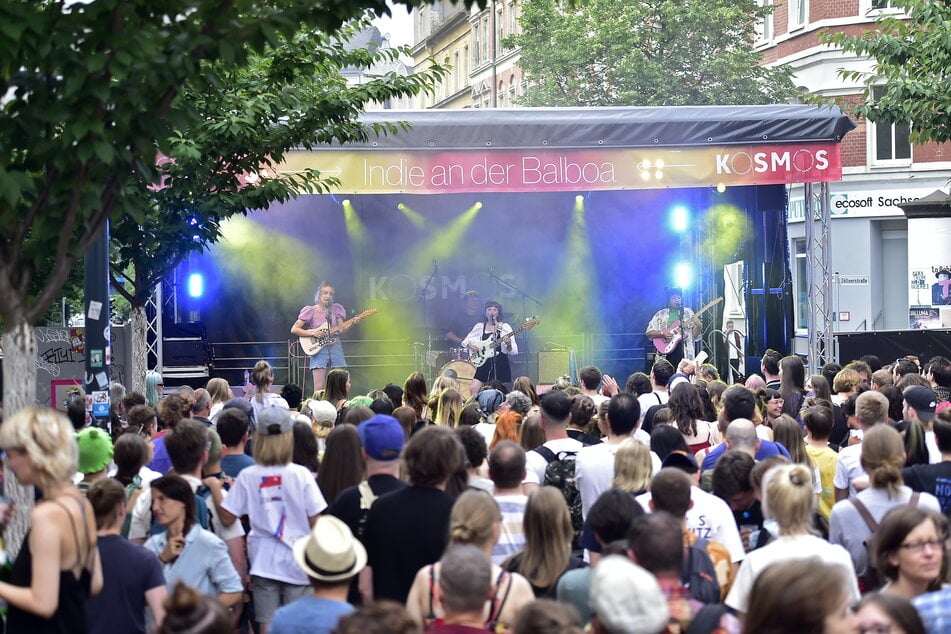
[788,0,807,30]
[793,238,808,333]
[755,0,773,44]
[868,86,912,167]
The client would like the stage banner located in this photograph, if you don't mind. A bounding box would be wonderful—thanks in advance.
[277,142,843,194]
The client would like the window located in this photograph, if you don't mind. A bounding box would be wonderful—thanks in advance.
[509,78,516,104]
[482,17,490,62]
[872,0,896,8]
[454,52,460,91]
[755,0,772,43]
[473,24,481,66]
[870,86,911,164]
[789,0,806,28]
[462,45,469,79]
[509,1,517,36]
[496,6,504,55]
[794,239,808,331]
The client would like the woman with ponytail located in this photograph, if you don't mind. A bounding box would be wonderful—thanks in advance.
[158,582,232,634]
[405,490,534,631]
[829,424,941,591]
[726,462,860,614]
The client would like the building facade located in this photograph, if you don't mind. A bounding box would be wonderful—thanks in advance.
[410,0,523,109]
[756,0,951,355]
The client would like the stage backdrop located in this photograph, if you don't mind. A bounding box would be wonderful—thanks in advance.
[188,185,790,391]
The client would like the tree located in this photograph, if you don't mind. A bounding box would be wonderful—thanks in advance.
[111,18,446,394]
[0,0,476,555]
[510,0,797,107]
[821,0,951,144]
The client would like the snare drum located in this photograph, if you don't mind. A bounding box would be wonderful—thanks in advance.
[450,347,471,361]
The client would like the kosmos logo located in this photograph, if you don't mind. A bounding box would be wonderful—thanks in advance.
[716,149,830,175]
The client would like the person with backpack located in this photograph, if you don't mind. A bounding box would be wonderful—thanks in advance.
[524,390,584,547]
[220,406,327,634]
[829,424,940,592]
[628,512,740,634]
[143,474,243,608]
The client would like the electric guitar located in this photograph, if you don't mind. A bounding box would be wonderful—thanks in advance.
[652,297,723,355]
[470,317,540,368]
[299,309,378,356]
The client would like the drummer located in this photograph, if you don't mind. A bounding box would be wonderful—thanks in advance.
[444,290,482,356]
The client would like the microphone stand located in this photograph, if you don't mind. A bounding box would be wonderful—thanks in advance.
[490,270,542,380]
[418,261,438,380]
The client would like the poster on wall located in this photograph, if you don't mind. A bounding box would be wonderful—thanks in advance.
[909,265,951,329]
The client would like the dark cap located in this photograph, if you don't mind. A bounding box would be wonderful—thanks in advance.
[661,451,699,474]
[904,386,937,421]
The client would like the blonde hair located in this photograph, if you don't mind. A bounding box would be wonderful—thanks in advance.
[252,430,294,466]
[513,486,573,590]
[612,438,653,493]
[0,407,78,490]
[252,360,274,403]
[430,375,458,399]
[762,463,815,535]
[205,377,232,405]
[434,388,464,427]
[449,490,501,550]
[861,424,906,499]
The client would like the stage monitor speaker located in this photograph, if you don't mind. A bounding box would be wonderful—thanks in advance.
[538,351,571,384]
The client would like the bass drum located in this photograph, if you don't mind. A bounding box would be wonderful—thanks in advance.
[439,360,476,387]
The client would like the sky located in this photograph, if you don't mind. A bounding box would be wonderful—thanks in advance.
[373,3,414,48]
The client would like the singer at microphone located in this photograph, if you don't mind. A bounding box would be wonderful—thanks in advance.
[461,300,518,387]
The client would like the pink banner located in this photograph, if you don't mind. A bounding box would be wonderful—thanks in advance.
[277,142,843,194]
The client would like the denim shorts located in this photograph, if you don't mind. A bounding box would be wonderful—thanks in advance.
[252,575,310,623]
[308,340,347,370]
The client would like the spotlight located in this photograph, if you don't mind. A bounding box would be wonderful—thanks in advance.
[641,171,651,181]
[342,199,351,206]
[655,170,663,180]
[673,262,693,289]
[475,202,483,209]
[575,195,584,204]
[398,203,407,210]
[187,273,205,299]
[716,183,727,193]
[656,159,665,169]
[670,205,690,233]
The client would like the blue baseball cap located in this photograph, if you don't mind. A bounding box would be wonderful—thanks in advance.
[358,414,405,461]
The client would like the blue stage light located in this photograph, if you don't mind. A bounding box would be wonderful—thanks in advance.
[187,273,204,298]
[671,205,690,233]
[673,262,693,289]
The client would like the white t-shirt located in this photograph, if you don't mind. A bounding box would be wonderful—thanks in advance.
[637,486,745,562]
[834,443,865,497]
[222,463,327,585]
[524,437,583,485]
[926,430,941,464]
[474,422,497,448]
[725,534,860,612]
[128,474,246,543]
[637,391,668,425]
[576,442,622,519]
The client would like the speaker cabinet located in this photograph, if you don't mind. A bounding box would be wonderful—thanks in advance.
[538,351,571,384]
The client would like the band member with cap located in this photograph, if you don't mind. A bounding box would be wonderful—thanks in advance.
[292,281,350,392]
[463,301,519,386]
[646,288,700,370]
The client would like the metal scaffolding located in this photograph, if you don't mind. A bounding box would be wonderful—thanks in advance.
[803,181,835,371]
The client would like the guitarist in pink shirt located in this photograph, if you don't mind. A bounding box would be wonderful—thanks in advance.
[291,282,350,392]
[645,288,700,369]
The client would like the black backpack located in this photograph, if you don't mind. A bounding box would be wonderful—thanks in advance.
[680,539,721,605]
[533,445,583,549]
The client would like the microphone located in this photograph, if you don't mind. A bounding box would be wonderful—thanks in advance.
[433,259,438,271]
[490,265,495,278]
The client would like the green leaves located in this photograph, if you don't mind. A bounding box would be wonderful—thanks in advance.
[515,0,797,107]
[818,0,951,144]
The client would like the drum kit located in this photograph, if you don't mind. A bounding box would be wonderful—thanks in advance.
[413,329,476,385]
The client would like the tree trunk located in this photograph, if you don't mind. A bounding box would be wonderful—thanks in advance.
[1,319,37,558]
[130,304,148,394]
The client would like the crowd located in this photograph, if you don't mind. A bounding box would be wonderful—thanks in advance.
[0,351,950,634]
